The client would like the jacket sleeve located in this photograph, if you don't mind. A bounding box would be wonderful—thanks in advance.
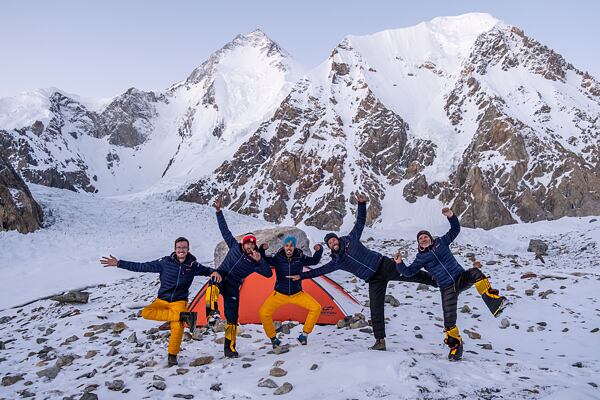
[348,201,367,241]
[192,261,214,277]
[396,258,424,277]
[300,259,338,279]
[117,258,163,273]
[255,257,273,278]
[440,215,461,246]
[258,246,276,266]
[216,210,238,249]
[302,247,323,266]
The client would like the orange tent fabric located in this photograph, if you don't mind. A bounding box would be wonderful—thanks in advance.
[188,267,360,326]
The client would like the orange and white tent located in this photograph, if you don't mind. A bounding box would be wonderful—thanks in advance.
[188,267,361,325]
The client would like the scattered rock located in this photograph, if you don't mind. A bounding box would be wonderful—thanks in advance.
[176,368,189,375]
[310,364,318,370]
[572,362,584,368]
[525,289,535,296]
[384,295,400,307]
[416,283,430,291]
[258,378,278,388]
[506,284,515,291]
[500,318,510,329]
[463,329,481,340]
[173,395,194,399]
[480,344,493,350]
[210,383,222,391]
[84,350,97,359]
[79,393,98,400]
[2,374,24,386]
[64,335,79,343]
[36,365,61,380]
[591,328,599,333]
[538,289,554,299]
[112,322,128,333]
[274,382,293,395]
[106,347,119,356]
[153,381,166,390]
[106,379,125,391]
[55,355,76,368]
[18,389,36,398]
[521,272,538,279]
[527,239,548,255]
[270,367,287,377]
[127,332,137,343]
[190,356,214,367]
[460,305,471,313]
[51,291,90,304]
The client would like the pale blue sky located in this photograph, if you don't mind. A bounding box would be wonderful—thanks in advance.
[1,0,599,98]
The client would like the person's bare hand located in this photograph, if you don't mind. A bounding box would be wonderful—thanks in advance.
[393,251,403,264]
[356,193,367,203]
[260,243,269,251]
[213,197,222,212]
[442,207,454,218]
[211,271,222,283]
[286,275,301,281]
[313,243,322,252]
[100,255,118,267]
[249,250,261,262]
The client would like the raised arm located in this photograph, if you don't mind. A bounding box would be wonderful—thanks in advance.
[439,207,460,246]
[395,257,424,278]
[255,257,274,278]
[192,261,214,277]
[214,196,237,248]
[117,258,164,273]
[302,244,323,266]
[348,194,367,241]
[259,243,277,266]
[299,259,339,280]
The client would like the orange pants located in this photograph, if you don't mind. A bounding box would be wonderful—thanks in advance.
[259,291,321,339]
[141,298,187,355]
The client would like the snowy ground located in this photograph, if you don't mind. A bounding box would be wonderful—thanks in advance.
[1,186,599,399]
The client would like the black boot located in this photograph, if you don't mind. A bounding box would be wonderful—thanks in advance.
[369,338,386,351]
[168,353,178,367]
[444,326,463,361]
[475,278,508,317]
[179,312,198,333]
[224,322,239,358]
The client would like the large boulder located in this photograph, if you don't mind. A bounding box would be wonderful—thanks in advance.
[0,156,43,233]
[213,226,311,267]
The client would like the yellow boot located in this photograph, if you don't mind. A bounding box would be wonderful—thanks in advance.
[224,322,239,358]
[205,284,220,325]
[444,326,463,361]
[475,278,508,317]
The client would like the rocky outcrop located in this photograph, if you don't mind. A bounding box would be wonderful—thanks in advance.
[0,156,43,233]
[213,226,311,267]
[96,88,162,148]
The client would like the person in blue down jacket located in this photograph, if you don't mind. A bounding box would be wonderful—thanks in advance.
[288,193,437,351]
[258,236,323,348]
[211,197,273,358]
[100,237,215,367]
[394,207,508,361]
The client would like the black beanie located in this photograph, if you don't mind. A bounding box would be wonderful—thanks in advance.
[324,233,339,245]
[417,230,433,243]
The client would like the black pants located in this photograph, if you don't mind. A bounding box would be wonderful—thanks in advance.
[220,282,240,324]
[440,268,485,329]
[368,257,437,339]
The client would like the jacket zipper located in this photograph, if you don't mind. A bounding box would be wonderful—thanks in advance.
[431,249,455,285]
[347,254,376,273]
[171,263,182,302]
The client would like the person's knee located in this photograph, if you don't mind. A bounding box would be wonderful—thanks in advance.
[141,308,152,319]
